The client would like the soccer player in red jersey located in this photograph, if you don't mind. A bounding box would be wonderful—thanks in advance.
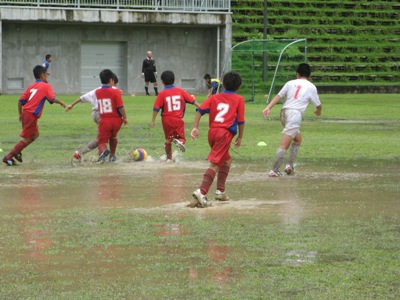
[190,71,245,208]
[3,65,66,166]
[151,70,199,161]
[96,69,128,162]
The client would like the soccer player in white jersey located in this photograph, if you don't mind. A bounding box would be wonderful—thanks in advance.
[262,63,322,177]
[66,73,120,162]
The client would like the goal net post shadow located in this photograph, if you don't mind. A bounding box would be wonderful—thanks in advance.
[220,39,307,103]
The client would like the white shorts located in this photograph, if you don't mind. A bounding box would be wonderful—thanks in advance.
[92,109,100,124]
[280,109,302,138]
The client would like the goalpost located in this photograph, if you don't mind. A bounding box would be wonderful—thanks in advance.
[220,39,307,103]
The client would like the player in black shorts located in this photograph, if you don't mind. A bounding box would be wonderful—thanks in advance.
[141,51,158,96]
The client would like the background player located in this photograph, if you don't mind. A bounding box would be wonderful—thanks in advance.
[203,73,222,98]
[66,73,120,162]
[263,63,322,177]
[3,65,66,166]
[41,54,52,75]
[150,70,199,161]
[142,50,158,96]
[190,71,245,208]
[96,69,128,162]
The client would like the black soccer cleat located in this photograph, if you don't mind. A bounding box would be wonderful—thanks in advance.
[14,153,23,163]
[3,156,16,166]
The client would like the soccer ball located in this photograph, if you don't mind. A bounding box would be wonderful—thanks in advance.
[133,148,147,161]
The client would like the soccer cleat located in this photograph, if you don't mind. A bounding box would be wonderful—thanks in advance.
[73,151,81,160]
[14,153,23,163]
[173,139,186,152]
[284,164,294,175]
[3,156,16,166]
[192,189,212,208]
[98,149,110,162]
[215,190,229,201]
[109,155,117,162]
[268,170,282,177]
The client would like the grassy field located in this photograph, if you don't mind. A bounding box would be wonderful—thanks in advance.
[0,93,399,299]
[1,93,399,163]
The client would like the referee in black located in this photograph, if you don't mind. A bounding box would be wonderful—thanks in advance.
[141,50,158,96]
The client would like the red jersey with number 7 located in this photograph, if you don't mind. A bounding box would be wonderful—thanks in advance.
[19,80,56,118]
[197,91,245,135]
[96,86,124,118]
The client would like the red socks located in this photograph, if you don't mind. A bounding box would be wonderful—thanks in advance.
[7,141,27,159]
[200,168,216,195]
[217,165,230,193]
[109,138,118,156]
[165,142,172,160]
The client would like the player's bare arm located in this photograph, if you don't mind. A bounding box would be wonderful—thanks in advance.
[54,99,66,108]
[190,111,202,140]
[234,124,244,148]
[314,104,322,116]
[119,107,128,125]
[150,110,158,128]
[263,95,282,117]
[65,98,82,112]
[18,102,23,122]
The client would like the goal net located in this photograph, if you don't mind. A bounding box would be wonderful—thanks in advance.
[220,39,307,103]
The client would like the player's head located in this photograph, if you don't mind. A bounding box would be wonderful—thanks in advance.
[296,63,311,78]
[99,69,114,85]
[203,73,211,83]
[33,65,47,80]
[146,51,152,58]
[161,70,175,86]
[111,72,119,86]
[45,54,52,62]
[222,71,242,91]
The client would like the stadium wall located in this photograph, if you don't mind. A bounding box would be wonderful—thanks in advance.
[0,7,232,94]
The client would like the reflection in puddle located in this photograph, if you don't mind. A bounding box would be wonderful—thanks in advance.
[18,178,53,262]
[284,250,318,266]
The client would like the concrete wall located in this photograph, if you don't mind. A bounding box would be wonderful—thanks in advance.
[0,7,232,94]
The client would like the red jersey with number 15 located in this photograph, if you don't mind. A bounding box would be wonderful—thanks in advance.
[19,80,56,118]
[197,91,245,135]
[96,86,124,118]
[153,86,196,119]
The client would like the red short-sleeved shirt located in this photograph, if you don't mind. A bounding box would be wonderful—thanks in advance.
[153,86,196,119]
[96,86,124,119]
[197,91,245,135]
[19,80,56,118]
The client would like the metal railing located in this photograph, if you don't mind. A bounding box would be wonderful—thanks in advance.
[0,0,230,12]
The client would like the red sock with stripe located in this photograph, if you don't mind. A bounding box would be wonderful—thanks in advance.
[200,168,216,195]
[217,165,230,193]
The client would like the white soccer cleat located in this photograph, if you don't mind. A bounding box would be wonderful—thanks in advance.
[215,190,229,201]
[192,189,212,208]
[173,139,186,152]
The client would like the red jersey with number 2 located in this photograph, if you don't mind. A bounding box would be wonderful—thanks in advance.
[19,80,56,118]
[197,91,245,135]
[96,86,124,119]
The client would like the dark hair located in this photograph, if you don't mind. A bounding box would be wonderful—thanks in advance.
[203,74,211,80]
[161,70,175,85]
[33,65,47,79]
[111,72,119,85]
[296,63,311,77]
[45,54,52,60]
[99,69,114,84]
[222,71,242,91]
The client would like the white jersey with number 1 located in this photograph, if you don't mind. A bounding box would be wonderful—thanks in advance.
[278,78,321,114]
